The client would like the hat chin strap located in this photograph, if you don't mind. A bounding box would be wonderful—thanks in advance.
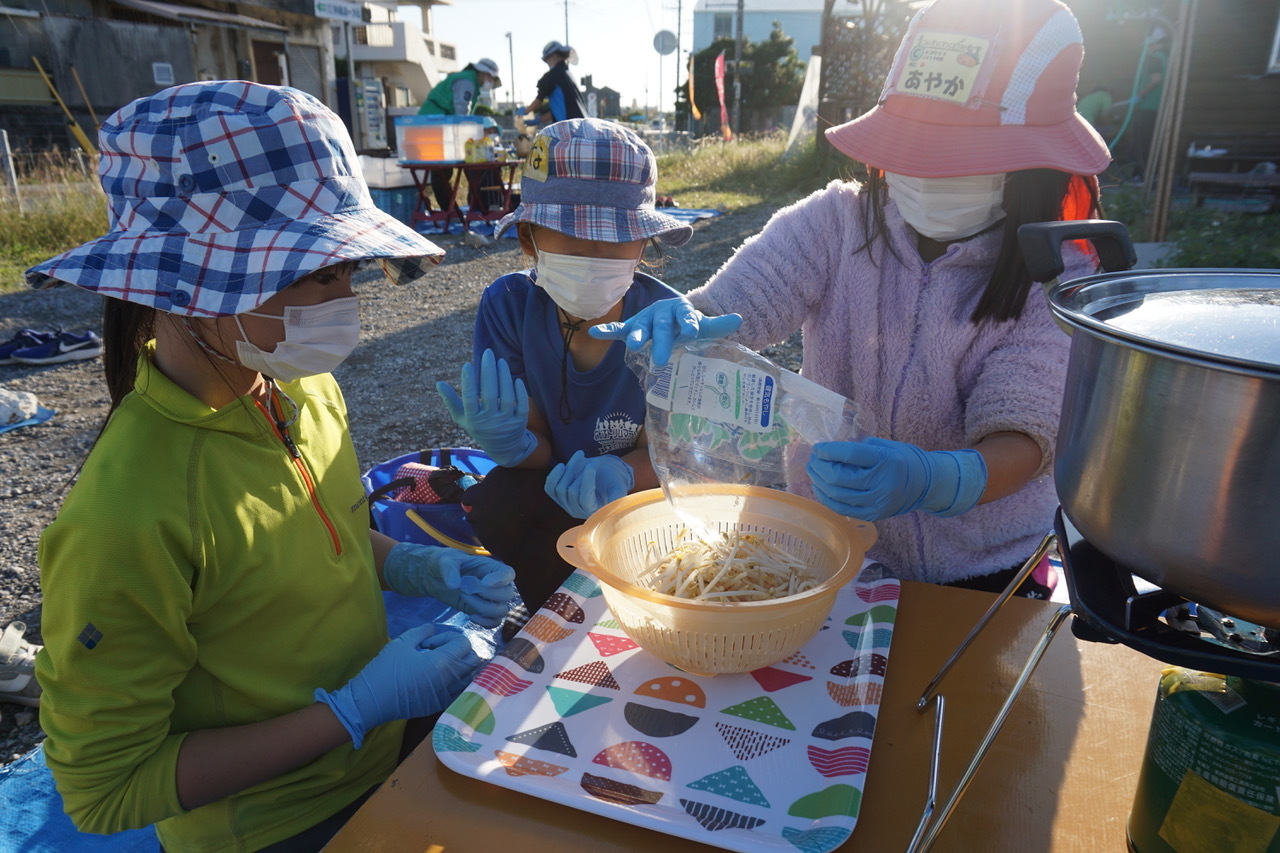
[181,316,241,367]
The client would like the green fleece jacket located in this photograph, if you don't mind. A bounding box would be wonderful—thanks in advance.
[36,345,401,852]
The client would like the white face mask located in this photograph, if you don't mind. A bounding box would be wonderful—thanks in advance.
[884,172,1007,241]
[532,241,639,321]
[234,296,361,381]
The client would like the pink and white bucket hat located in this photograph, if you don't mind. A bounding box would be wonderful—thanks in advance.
[825,0,1111,178]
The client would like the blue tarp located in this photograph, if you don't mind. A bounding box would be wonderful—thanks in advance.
[0,747,158,852]
[0,406,55,436]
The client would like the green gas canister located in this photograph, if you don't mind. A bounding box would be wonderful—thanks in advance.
[1128,668,1280,852]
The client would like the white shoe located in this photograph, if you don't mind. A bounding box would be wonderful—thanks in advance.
[0,621,42,707]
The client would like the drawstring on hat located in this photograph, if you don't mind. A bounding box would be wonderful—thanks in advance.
[181,317,239,366]
[557,308,583,424]
[268,379,300,430]
[180,317,299,430]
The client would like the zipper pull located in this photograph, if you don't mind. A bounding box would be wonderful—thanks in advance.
[266,379,302,458]
[278,422,301,458]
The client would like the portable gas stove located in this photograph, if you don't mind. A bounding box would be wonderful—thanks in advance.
[1057,510,1280,682]
[906,512,1280,853]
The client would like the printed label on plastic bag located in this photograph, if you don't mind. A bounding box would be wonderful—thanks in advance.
[646,355,777,430]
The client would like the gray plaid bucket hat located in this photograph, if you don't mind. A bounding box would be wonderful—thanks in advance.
[496,118,692,247]
[25,81,444,317]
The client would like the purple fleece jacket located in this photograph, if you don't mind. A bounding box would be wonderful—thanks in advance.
[687,180,1092,584]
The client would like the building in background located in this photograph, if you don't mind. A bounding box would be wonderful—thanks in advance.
[0,0,457,153]
[580,75,621,119]
[692,0,841,57]
[349,0,457,110]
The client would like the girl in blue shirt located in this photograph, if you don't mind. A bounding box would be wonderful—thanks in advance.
[437,119,734,628]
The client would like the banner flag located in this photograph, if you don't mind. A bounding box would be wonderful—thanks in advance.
[714,51,732,141]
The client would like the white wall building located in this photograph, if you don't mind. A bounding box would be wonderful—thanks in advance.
[348,0,458,107]
[691,0,848,57]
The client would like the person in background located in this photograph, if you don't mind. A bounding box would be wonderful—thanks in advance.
[1114,27,1168,179]
[418,57,501,117]
[526,41,587,125]
[1076,84,1114,136]
[418,57,502,213]
[436,119,722,637]
[594,0,1110,600]
[26,81,515,852]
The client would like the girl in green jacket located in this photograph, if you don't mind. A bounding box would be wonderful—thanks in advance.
[25,81,516,853]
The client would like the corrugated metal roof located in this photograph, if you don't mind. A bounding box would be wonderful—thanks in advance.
[110,0,287,32]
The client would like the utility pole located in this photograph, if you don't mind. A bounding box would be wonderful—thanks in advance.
[675,0,683,135]
[506,31,515,114]
[564,0,569,43]
[732,0,743,136]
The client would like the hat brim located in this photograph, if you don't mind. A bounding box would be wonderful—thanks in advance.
[496,203,693,248]
[25,203,445,317]
[824,105,1111,178]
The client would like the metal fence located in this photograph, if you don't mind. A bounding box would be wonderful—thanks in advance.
[0,132,98,214]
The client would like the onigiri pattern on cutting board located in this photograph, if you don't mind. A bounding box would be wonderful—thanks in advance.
[435,567,900,853]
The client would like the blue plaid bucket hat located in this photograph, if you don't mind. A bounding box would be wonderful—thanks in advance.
[25,81,444,317]
[496,118,692,247]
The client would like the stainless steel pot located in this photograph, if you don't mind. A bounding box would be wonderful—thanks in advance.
[1020,222,1280,628]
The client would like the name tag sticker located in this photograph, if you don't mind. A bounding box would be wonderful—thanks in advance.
[524,135,550,182]
[890,31,990,105]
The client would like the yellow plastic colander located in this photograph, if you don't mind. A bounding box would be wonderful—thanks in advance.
[555,485,876,676]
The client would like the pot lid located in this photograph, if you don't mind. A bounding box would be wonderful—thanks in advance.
[1049,269,1280,373]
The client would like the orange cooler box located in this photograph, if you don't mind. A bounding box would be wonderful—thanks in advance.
[395,115,492,163]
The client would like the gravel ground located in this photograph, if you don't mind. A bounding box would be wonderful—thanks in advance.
[0,204,795,764]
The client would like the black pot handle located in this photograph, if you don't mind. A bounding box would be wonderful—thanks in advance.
[1017,220,1137,283]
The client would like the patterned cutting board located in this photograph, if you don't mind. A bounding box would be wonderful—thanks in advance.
[434,564,901,853]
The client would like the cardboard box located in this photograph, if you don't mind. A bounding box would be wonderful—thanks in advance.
[395,115,494,163]
[360,155,413,189]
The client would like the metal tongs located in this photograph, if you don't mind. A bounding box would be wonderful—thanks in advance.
[906,534,1069,853]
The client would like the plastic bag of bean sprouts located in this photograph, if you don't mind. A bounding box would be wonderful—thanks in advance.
[626,338,864,512]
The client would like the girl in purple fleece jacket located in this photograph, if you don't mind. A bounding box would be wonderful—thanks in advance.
[594,0,1109,595]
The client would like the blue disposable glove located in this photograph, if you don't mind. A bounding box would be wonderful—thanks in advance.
[589,297,744,367]
[315,623,479,748]
[806,438,988,522]
[544,450,635,519]
[383,542,517,628]
[436,348,538,467]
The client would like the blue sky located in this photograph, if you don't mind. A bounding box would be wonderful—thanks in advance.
[426,0,696,115]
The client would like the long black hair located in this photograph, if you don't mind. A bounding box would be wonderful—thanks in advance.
[101,298,157,414]
[858,168,1102,323]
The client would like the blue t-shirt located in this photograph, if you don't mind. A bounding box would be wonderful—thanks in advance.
[473,270,680,464]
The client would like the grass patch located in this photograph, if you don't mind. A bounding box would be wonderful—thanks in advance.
[1101,182,1280,268]
[1160,207,1280,269]
[1,173,109,294]
[656,133,829,212]
[0,134,828,294]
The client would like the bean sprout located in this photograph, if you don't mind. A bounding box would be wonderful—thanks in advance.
[637,528,819,602]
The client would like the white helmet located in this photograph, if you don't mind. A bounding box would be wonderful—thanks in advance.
[473,57,501,87]
[541,41,578,64]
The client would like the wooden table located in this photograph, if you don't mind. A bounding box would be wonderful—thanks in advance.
[400,160,521,232]
[1188,170,1280,210]
[324,582,1166,852]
